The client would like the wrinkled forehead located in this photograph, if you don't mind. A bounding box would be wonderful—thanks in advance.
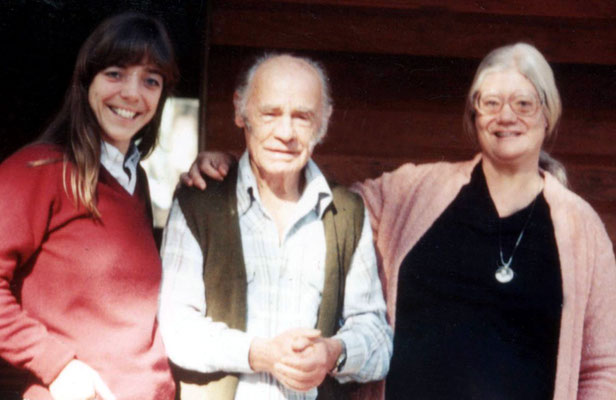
[248,57,323,107]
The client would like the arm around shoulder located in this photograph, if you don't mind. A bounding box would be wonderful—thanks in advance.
[351,162,422,243]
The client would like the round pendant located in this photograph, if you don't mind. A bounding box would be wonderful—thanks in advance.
[495,265,514,283]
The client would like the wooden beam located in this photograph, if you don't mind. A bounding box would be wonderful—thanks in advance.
[211,2,616,64]
[254,0,616,19]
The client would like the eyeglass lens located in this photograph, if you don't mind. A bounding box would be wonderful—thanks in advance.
[477,94,539,116]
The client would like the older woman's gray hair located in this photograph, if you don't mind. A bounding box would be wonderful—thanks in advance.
[463,42,567,185]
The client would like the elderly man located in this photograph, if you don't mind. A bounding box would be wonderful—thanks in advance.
[158,54,392,400]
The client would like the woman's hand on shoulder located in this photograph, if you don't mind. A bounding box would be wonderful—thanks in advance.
[49,359,116,400]
[180,151,236,190]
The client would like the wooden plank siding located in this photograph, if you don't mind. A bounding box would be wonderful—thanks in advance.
[264,0,616,19]
[210,1,616,65]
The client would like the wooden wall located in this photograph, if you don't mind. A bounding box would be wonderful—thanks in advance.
[203,0,616,244]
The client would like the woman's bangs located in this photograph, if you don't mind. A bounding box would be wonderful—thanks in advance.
[93,28,176,85]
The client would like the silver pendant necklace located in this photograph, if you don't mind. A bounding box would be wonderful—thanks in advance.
[495,194,539,284]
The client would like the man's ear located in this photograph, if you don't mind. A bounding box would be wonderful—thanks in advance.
[233,92,244,128]
[324,104,333,122]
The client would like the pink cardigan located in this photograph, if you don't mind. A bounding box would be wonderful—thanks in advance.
[351,155,616,400]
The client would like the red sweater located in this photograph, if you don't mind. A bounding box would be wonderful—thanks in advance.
[0,144,174,399]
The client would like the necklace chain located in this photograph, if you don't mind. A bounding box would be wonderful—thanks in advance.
[495,193,539,283]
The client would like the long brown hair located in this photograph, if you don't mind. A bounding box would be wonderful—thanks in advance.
[39,12,178,216]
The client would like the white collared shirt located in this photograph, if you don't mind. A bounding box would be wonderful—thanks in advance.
[158,152,392,400]
[100,141,140,194]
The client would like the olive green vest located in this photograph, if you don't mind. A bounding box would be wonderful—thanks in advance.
[173,165,364,400]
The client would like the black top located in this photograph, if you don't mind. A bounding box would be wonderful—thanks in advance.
[386,164,563,400]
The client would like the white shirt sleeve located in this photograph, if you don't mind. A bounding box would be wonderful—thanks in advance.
[158,198,255,374]
[333,207,393,383]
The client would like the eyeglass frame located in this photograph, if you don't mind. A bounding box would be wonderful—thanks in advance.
[473,92,544,118]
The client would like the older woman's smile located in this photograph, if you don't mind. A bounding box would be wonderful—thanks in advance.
[493,130,522,138]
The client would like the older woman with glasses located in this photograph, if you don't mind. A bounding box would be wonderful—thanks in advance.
[184,43,616,399]
[357,42,616,399]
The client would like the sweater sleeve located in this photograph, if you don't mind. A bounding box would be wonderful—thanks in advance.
[0,147,76,385]
[351,162,423,244]
[577,209,616,399]
[351,175,387,244]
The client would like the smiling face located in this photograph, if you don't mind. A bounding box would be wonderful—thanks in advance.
[236,56,325,182]
[88,64,163,154]
[475,69,547,169]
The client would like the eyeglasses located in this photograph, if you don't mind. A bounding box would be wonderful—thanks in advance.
[475,93,542,117]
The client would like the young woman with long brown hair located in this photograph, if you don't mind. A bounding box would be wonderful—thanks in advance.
[0,12,178,400]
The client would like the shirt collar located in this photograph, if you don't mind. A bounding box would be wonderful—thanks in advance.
[236,151,333,218]
[100,141,141,192]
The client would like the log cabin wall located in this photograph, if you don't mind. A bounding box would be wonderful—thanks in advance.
[203,0,616,244]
